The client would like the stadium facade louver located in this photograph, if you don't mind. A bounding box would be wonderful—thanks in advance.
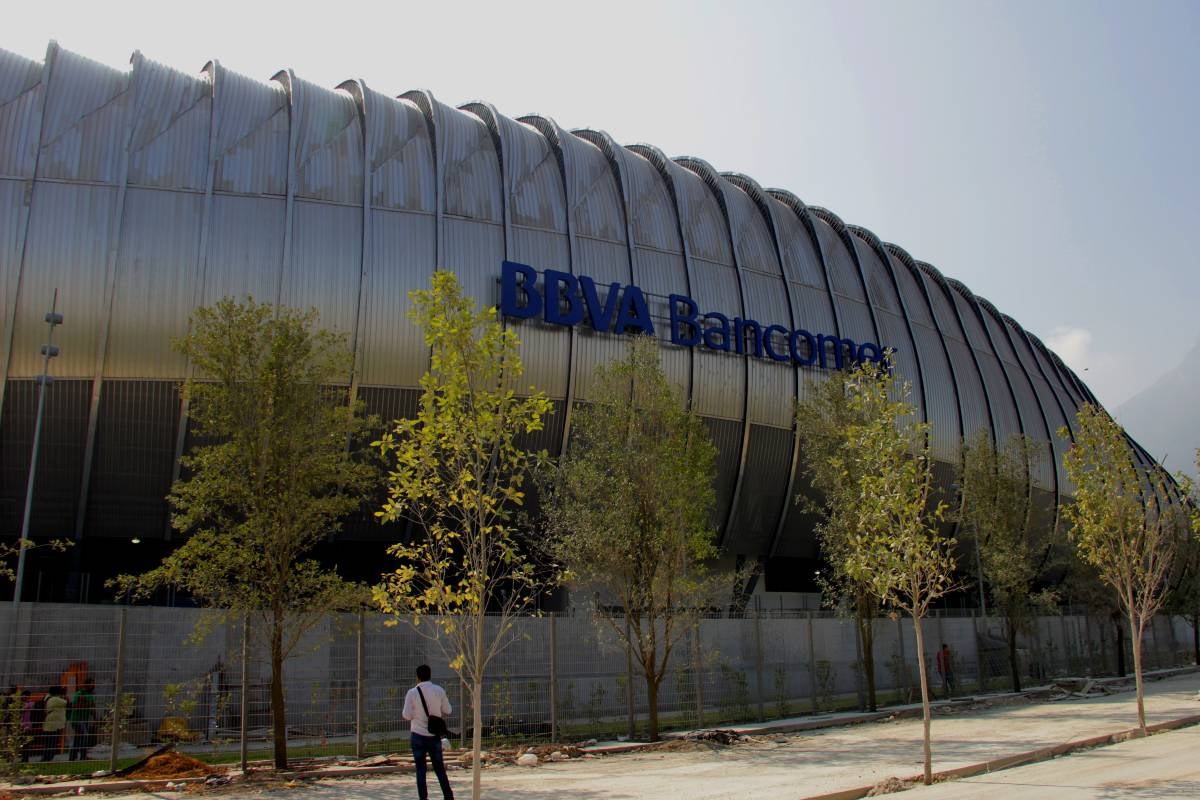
[0,43,1157,602]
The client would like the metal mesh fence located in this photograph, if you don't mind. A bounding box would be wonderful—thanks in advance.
[0,602,1194,775]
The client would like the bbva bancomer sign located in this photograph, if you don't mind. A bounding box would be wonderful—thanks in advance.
[500,261,888,370]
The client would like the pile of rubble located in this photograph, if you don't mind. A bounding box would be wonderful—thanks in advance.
[459,743,591,768]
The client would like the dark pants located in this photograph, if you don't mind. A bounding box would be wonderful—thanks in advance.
[940,669,956,698]
[38,728,62,761]
[411,732,453,800]
[69,722,94,761]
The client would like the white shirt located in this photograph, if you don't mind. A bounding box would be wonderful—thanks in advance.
[402,681,452,737]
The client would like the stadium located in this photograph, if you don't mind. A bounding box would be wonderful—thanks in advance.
[0,43,1156,605]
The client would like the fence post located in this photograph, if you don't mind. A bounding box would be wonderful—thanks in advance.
[806,611,818,714]
[625,615,635,741]
[692,622,704,728]
[971,610,983,693]
[458,678,465,749]
[895,615,908,701]
[356,611,365,758]
[754,605,765,721]
[240,613,249,773]
[853,616,865,710]
[108,608,127,773]
[549,613,557,743]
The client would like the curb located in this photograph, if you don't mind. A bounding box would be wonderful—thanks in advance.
[796,713,1200,800]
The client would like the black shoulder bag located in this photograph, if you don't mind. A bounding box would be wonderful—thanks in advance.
[416,686,449,738]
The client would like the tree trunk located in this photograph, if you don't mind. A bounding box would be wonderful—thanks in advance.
[646,673,660,742]
[270,610,288,769]
[1113,617,1126,677]
[1131,614,1147,735]
[857,606,877,712]
[1006,616,1022,693]
[912,614,933,785]
[471,678,483,800]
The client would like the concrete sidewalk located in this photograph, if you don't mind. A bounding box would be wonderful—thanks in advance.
[16,670,1200,799]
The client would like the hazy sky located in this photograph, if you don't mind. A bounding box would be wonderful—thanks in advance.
[8,0,1199,410]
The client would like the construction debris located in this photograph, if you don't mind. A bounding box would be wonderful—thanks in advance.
[124,751,217,780]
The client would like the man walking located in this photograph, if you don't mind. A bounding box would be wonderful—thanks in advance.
[403,665,454,800]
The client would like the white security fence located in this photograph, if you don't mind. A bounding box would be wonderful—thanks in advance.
[0,602,1192,775]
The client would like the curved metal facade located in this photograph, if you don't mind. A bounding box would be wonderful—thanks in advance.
[0,44,1125,587]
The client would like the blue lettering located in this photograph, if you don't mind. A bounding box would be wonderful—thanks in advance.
[616,285,654,335]
[789,329,817,366]
[669,294,700,346]
[580,276,621,332]
[702,312,731,351]
[763,325,790,362]
[817,334,858,370]
[544,269,583,326]
[734,318,763,358]
[500,260,542,320]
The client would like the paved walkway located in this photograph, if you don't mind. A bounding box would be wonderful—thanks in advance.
[38,671,1200,799]
[916,723,1200,799]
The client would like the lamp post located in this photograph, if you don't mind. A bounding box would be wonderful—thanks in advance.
[12,290,63,606]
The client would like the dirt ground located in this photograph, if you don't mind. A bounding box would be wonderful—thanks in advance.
[18,671,1200,800]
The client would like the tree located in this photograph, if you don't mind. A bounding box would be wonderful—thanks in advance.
[801,357,956,785]
[957,430,1056,692]
[373,271,555,800]
[797,367,886,710]
[541,335,733,742]
[1059,404,1189,734]
[112,298,377,769]
[2,539,71,586]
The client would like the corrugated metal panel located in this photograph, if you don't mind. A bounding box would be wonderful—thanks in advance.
[509,226,570,399]
[943,335,990,440]
[910,323,961,461]
[103,188,201,378]
[853,239,901,315]
[439,102,501,223]
[622,149,681,254]
[282,74,361,205]
[9,181,115,377]
[832,298,876,348]
[876,309,924,414]
[886,251,934,326]
[202,194,285,303]
[1008,320,1074,494]
[725,423,792,555]
[670,160,733,265]
[979,307,1054,489]
[741,270,792,427]
[723,183,780,278]
[503,118,567,232]
[689,258,745,420]
[767,191,826,289]
[358,208,435,388]
[788,282,837,339]
[126,54,209,191]
[355,87,434,213]
[0,48,44,178]
[560,130,625,243]
[211,64,288,196]
[809,215,865,301]
[0,180,30,343]
[946,282,991,349]
[441,216,503,308]
[284,200,361,336]
[38,45,130,184]
[977,353,1021,439]
[703,416,743,533]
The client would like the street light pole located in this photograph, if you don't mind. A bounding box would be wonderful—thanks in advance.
[12,290,63,606]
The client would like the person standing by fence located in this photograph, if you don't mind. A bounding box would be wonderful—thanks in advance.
[402,664,454,800]
[39,686,68,761]
[67,680,96,761]
[936,643,956,699]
